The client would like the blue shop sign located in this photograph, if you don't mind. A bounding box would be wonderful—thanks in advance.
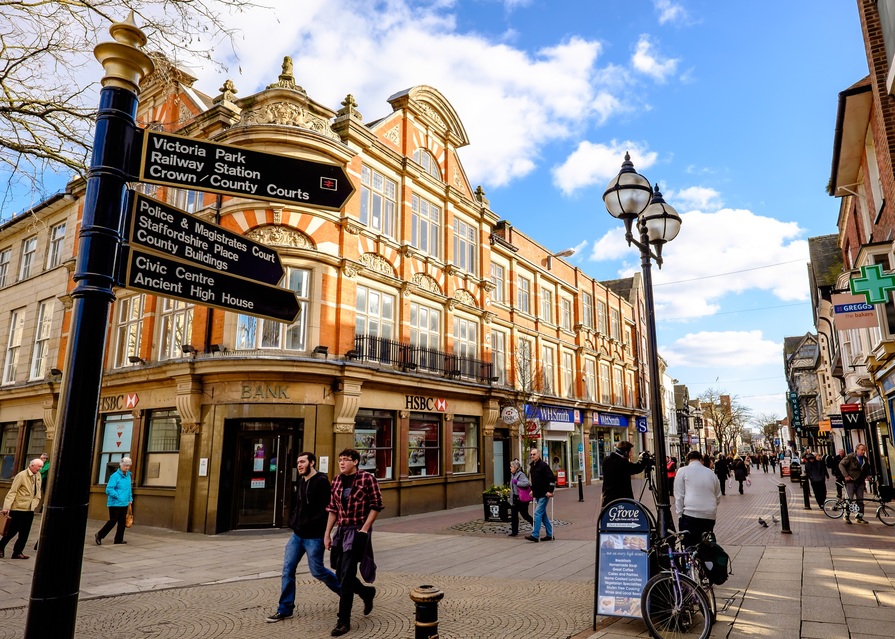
[594,412,630,428]
[595,499,651,619]
[524,404,581,423]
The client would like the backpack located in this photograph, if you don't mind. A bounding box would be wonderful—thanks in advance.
[696,537,731,586]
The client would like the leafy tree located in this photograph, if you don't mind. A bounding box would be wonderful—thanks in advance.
[698,387,751,455]
[1,0,257,208]
[753,412,781,451]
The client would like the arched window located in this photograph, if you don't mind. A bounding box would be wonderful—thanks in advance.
[412,149,442,179]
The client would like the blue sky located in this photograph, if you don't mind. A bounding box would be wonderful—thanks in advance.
[7,1,870,420]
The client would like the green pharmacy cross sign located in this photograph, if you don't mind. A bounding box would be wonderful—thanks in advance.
[851,263,895,304]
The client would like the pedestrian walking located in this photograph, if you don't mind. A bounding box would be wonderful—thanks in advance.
[0,458,43,559]
[525,449,556,542]
[266,452,341,623]
[803,452,829,508]
[324,449,383,636]
[714,454,730,496]
[674,450,721,548]
[732,456,748,494]
[95,457,133,545]
[666,456,678,497]
[507,459,533,537]
[761,453,769,473]
[839,444,872,524]
[600,441,648,507]
[827,449,846,498]
[769,455,777,472]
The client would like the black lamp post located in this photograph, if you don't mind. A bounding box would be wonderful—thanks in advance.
[603,152,681,539]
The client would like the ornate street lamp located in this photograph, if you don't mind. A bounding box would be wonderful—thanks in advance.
[603,152,681,539]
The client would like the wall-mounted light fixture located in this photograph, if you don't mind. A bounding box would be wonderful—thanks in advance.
[345,349,360,360]
[209,344,226,353]
[181,345,197,356]
[313,345,329,356]
[546,247,576,270]
[48,368,63,378]
[128,356,145,365]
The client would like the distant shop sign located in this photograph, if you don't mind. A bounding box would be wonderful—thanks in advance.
[525,405,580,423]
[594,413,630,428]
[832,293,878,330]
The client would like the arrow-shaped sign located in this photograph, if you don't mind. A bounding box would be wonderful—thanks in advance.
[124,248,300,323]
[127,192,285,285]
[136,130,355,210]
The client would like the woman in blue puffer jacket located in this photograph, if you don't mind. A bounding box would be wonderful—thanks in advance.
[95,457,133,546]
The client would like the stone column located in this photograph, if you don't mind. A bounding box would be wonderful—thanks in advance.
[173,376,203,532]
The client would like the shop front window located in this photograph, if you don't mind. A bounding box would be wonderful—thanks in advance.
[0,423,18,479]
[97,413,133,484]
[408,415,440,477]
[354,409,394,481]
[143,409,181,487]
[451,417,479,474]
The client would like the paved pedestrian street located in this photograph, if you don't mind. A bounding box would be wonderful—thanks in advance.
[0,470,892,638]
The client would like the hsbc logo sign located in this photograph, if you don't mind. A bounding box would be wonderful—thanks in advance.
[405,395,448,412]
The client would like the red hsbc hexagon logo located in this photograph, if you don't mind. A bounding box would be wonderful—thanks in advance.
[125,392,140,409]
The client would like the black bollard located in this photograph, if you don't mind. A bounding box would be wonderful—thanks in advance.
[410,585,444,639]
[778,484,792,534]
[801,477,811,509]
[578,473,584,502]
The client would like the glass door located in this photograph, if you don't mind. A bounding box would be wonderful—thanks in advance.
[235,432,285,527]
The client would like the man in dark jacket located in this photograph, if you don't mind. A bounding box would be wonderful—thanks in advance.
[266,452,341,623]
[714,454,730,496]
[839,443,872,524]
[600,441,647,507]
[827,449,846,497]
[525,449,556,542]
[803,452,829,508]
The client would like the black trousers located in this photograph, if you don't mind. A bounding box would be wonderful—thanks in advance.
[510,500,533,534]
[810,480,827,508]
[97,506,128,543]
[0,510,34,556]
[334,532,374,625]
[678,514,715,549]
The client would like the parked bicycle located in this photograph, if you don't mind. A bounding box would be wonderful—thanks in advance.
[822,482,895,526]
[641,531,714,639]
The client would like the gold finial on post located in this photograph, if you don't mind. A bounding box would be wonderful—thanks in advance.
[93,11,154,92]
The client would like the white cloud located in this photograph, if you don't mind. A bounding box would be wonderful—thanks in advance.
[662,330,781,367]
[187,0,623,189]
[653,0,688,25]
[552,140,658,195]
[665,186,722,211]
[631,35,679,82]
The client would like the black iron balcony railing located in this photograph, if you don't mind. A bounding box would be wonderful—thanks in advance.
[351,335,494,383]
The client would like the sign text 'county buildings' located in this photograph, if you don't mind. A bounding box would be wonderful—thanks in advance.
[137,131,355,210]
[124,249,300,323]
[127,192,284,285]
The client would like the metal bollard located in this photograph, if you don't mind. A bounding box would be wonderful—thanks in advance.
[778,484,792,534]
[801,477,811,509]
[410,585,444,639]
[578,473,584,502]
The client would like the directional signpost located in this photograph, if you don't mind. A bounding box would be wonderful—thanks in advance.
[137,130,355,210]
[128,192,284,284]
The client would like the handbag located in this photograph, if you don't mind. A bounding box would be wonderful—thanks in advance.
[125,505,134,528]
[517,486,533,503]
[0,512,11,537]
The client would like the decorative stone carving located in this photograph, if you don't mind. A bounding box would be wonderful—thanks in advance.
[400,410,410,419]
[341,259,363,278]
[411,273,441,294]
[213,79,238,104]
[339,217,362,235]
[175,376,204,435]
[482,399,500,437]
[332,380,363,434]
[483,311,496,324]
[445,264,461,276]
[240,101,340,141]
[474,185,489,207]
[359,253,396,277]
[453,289,476,307]
[246,225,313,249]
[267,56,306,93]
[335,94,363,122]
[272,208,283,225]
[384,125,400,145]
[418,102,447,130]
[400,244,415,258]
[482,281,496,292]
[42,397,58,442]
[454,167,462,188]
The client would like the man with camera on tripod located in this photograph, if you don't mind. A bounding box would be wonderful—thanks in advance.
[601,441,650,508]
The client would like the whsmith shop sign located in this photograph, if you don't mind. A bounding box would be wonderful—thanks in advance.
[524,405,581,424]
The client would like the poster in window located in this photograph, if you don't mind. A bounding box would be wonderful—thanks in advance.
[409,429,426,468]
[452,433,466,465]
[354,429,377,471]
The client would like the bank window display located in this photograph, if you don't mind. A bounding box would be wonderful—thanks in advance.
[0,423,18,479]
[97,413,133,484]
[143,409,181,488]
[158,297,193,361]
[408,415,440,477]
[237,267,310,351]
[353,409,394,480]
[451,417,479,474]
[114,294,145,368]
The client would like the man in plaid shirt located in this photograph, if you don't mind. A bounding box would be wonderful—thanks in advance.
[324,448,383,636]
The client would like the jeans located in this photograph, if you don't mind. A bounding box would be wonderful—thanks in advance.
[278,533,340,615]
[531,497,553,539]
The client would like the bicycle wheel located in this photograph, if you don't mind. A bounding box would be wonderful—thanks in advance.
[642,573,712,639]
[877,503,895,526]
[822,498,845,519]
[688,559,716,624]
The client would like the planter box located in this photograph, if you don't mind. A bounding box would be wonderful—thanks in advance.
[483,495,509,522]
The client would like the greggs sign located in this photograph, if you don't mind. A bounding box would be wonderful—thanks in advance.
[405,395,448,411]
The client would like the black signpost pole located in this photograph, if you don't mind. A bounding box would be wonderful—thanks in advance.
[25,17,152,639]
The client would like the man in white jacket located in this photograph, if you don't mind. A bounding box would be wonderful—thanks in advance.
[674,450,721,547]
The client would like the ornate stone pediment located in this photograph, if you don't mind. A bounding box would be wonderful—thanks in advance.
[240,101,340,141]
[453,289,477,307]
[246,225,313,249]
[359,253,396,278]
[412,273,442,295]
